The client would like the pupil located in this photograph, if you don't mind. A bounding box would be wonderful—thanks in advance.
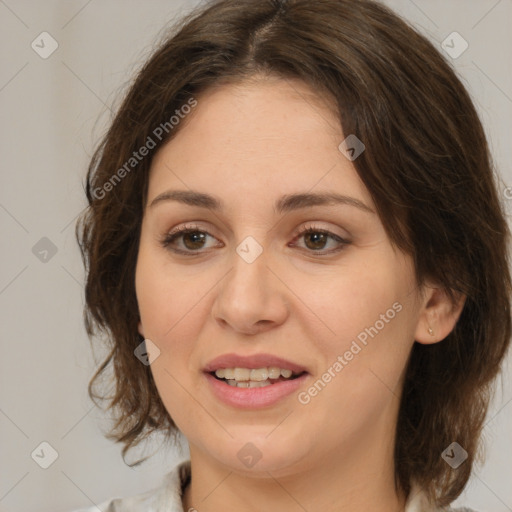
[305,232,327,250]
[184,231,206,250]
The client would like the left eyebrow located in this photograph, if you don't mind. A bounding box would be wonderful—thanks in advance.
[275,192,375,215]
[148,189,375,215]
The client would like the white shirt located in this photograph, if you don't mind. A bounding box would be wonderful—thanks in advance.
[72,459,477,512]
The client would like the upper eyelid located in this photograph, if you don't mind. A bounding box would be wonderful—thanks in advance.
[166,222,220,239]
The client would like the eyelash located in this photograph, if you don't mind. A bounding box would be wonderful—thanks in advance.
[160,223,350,256]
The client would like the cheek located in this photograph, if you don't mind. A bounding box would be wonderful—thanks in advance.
[135,245,209,342]
[293,254,415,411]
[135,250,207,427]
[135,249,207,431]
[291,255,410,355]
[135,243,216,385]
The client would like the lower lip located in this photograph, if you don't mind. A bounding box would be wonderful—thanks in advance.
[204,372,308,409]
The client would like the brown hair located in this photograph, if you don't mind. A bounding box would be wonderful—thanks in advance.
[76,0,511,507]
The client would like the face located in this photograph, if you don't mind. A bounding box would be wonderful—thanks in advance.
[135,77,427,479]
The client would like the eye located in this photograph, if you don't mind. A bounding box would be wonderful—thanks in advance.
[289,224,350,254]
[160,225,222,255]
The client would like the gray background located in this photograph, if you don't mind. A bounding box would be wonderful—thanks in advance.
[0,1,511,511]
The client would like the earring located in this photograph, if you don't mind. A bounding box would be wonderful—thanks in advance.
[428,326,435,336]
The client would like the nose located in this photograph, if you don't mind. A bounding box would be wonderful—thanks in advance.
[211,246,290,336]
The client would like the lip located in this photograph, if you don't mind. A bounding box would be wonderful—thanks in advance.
[203,353,308,374]
[204,371,309,409]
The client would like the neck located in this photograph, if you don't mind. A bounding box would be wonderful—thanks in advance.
[181,425,407,512]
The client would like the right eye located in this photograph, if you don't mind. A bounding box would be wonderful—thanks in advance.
[161,226,223,255]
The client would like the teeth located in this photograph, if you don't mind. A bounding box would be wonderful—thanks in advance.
[214,366,299,382]
[234,368,251,381]
[267,367,281,379]
[251,368,268,381]
[226,379,272,388]
[248,380,271,388]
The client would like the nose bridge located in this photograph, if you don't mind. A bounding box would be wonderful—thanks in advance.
[212,234,289,333]
[225,236,272,305]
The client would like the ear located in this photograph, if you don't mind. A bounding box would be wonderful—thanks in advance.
[414,285,466,344]
[138,321,145,338]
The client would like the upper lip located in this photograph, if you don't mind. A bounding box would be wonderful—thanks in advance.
[203,353,308,374]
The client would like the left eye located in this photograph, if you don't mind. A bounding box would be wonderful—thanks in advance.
[161,226,349,255]
[290,227,349,253]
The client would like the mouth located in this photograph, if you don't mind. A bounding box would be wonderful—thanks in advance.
[203,352,309,389]
[208,367,307,388]
[204,363,310,408]
[203,353,311,400]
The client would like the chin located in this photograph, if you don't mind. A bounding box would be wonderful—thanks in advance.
[209,439,308,477]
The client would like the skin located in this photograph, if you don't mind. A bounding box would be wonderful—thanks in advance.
[135,76,465,512]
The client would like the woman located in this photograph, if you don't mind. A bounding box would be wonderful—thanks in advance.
[75,0,511,510]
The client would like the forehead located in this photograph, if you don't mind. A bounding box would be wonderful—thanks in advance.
[148,78,373,211]
[164,77,341,154]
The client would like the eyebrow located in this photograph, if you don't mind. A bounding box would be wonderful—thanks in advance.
[149,190,375,215]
